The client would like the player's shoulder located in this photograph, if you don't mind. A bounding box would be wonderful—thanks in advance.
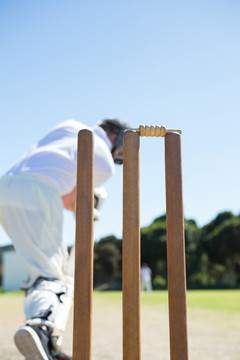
[54,119,89,132]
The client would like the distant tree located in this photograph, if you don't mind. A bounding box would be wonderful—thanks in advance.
[89,211,240,289]
[141,214,167,279]
[201,211,233,236]
[94,236,121,286]
[0,250,2,287]
[201,213,240,286]
[184,218,202,282]
[141,214,202,286]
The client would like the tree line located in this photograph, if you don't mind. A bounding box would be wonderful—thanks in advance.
[93,211,240,289]
[0,211,240,290]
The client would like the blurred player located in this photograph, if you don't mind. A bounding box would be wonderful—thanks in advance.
[0,118,130,360]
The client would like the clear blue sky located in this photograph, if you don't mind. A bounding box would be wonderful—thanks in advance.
[0,0,239,247]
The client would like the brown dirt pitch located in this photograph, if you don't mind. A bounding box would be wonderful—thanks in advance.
[1,291,240,360]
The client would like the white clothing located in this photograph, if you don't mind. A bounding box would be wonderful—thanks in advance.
[7,120,115,196]
[0,120,116,332]
[23,277,74,333]
[141,267,152,282]
[0,173,73,332]
[141,266,152,293]
[0,174,67,284]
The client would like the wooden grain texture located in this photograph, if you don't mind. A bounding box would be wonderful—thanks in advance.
[165,132,189,360]
[73,129,94,360]
[122,130,141,360]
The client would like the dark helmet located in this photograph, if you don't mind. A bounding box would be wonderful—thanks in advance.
[98,118,131,164]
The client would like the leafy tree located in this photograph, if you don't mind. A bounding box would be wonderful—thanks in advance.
[201,211,233,236]
[94,236,121,286]
[200,213,240,286]
[184,218,202,282]
[140,214,202,286]
[141,214,167,279]
[1,211,240,289]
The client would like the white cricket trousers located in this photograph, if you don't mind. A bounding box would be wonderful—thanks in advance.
[0,174,69,284]
[0,174,73,330]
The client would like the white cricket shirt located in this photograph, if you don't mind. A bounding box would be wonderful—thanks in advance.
[7,120,115,195]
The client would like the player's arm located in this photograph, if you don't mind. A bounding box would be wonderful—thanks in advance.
[61,187,76,211]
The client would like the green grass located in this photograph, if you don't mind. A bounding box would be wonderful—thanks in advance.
[140,289,240,312]
[186,289,240,312]
[0,290,24,297]
[1,289,240,313]
[93,289,240,313]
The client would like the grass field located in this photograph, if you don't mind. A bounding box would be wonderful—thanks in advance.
[1,289,240,359]
[92,288,240,312]
[1,288,240,312]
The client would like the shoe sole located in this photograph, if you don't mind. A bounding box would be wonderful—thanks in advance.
[14,326,50,360]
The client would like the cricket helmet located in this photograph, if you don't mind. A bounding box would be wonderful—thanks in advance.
[98,118,131,164]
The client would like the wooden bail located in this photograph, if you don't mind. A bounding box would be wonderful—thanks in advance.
[131,125,182,137]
